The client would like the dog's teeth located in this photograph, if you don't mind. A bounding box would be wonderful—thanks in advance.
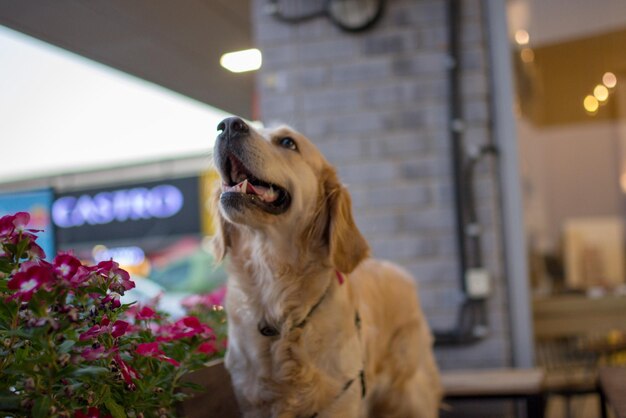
[242,179,249,193]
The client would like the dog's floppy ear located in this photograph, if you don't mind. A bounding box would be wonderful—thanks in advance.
[326,173,370,274]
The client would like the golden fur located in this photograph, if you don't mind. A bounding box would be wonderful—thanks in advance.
[212,121,441,418]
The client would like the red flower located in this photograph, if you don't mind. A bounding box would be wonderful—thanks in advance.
[79,317,130,340]
[12,212,30,233]
[197,341,217,355]
[0,213,16,237]
[79,316,111,341]
[181,286,226,310]
[156,316,213,342]
[7,263,53,301]
[136,342,180,367]
[53,253,82,281]
[136,306,157,320]
[93,260,135,294]
[80,345,111,361]
[111,320,130,338]
[101,292,122,309]
[0,213,46,259]
[113,353,140,389]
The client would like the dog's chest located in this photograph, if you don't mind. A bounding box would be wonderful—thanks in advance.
[226,280,365,408]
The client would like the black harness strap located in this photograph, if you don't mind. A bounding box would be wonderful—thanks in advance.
[359,369,367,399]
[293,282,332,330]
[257,281,332,338]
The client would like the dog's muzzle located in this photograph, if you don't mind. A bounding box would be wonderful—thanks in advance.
[214,117,291,215]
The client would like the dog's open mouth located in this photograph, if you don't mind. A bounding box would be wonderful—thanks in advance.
[220,154,291,215]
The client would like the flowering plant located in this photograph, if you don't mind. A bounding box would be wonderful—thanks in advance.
[0,212,227,417]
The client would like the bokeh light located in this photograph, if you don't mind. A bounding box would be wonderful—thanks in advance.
[514,29,530,45]
[583,95,599,113]
[603,72,617,89]
[520,48,534,63]
[593,84,609,102]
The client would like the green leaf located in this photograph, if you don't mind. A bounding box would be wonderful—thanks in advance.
[73,366,109,377]
[15,238,30,259]
[104,396,126,418]
[32,396,51,418]
[57,340,76,354]
[95,384,111,405]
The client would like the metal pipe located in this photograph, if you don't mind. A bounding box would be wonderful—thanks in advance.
[433,0,491,346]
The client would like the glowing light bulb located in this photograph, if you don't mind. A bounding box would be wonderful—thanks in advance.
[594,85,609,102]
[583,95,599,113]
[515,29,530,45]
[603,72,617,88]
[220,49,262,73]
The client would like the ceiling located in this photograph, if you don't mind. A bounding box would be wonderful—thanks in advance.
[0,0,254,119]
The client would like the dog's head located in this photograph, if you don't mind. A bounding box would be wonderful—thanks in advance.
[212,116,369,273]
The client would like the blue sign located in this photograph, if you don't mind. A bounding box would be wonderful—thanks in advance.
[52,184,184,228]
[0,189,55,259]
[53,176,200,246]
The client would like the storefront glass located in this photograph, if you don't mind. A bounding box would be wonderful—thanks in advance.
[507,0,626,404]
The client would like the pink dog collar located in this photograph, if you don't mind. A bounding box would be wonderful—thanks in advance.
[336,271,345,285]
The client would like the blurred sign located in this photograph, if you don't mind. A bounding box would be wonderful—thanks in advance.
[0,189,55,258]
[53,177,200,245]
[53,184,184,228]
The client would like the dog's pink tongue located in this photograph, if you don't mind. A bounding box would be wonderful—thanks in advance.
[233,180,279,203]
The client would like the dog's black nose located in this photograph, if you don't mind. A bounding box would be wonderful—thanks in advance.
[218,117,249,137]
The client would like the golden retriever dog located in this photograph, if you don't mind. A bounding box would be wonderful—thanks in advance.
[212,116,441,418]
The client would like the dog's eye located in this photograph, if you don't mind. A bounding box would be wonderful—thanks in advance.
[279,137,297,151]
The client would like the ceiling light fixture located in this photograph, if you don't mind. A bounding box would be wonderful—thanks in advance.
[220,48,262,73]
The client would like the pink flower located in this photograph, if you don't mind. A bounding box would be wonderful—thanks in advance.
[80,345,110,361]
[26,241,45,259]
[0,213,46,259]
[93,260,135,294]
[79,317,130,340]
[0,213,16,237]
[111,320,130,338]
[156,316,213,342]
[12,212,30,233]
[113,353,140,389]
[136,306,157,320]
[79,316,111,341]
[0,212,32,237]
[136,342,180,367]
[101,292,121,309]
[53,253,82,281]
[7,263,53,301]
[181,286,226,310]
[197,341,217,355]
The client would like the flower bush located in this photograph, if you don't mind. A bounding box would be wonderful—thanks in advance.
[0,212,227,417]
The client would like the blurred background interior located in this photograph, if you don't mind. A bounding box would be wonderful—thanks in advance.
[1,0,625,417]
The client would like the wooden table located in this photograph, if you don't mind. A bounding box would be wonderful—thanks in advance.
[599,367,626,418]
[442,368,545,418]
